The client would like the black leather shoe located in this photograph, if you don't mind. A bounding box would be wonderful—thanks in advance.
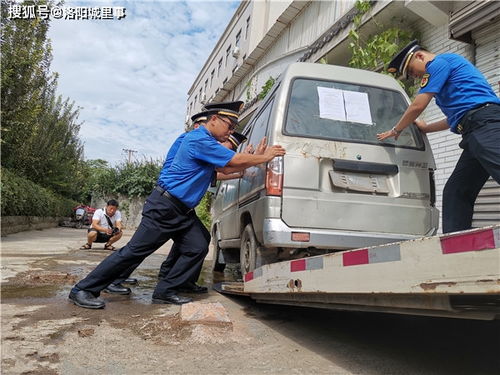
[68,290,105,309]
[152,294,192,305]
[176,283,208,294]
[123,278,138,285]
[103,283,131,295]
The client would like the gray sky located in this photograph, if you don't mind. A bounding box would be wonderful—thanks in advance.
[49,0,239,165]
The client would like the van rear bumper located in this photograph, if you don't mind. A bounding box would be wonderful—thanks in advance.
[262,219,432,250]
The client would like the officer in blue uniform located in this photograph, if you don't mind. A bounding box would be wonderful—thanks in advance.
[103,110,215,295]
[110,103,246,295]
[377,40,500,233]
[69,101,286,309]
[157,127,249,292]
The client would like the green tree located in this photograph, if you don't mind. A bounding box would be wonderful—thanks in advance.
[348,0,419,96]
[81,158,162,202]
[1,0,84,197]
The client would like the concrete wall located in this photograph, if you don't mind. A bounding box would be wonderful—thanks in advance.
[1,216,66,236]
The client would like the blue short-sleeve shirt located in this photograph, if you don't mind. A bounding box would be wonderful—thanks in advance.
[158,126,235,208]
[157,132,186,182]
[418,54,500,133]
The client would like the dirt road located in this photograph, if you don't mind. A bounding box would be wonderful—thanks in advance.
[1,227,499,374]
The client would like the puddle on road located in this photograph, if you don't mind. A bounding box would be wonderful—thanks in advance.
[1,250,249,374]
[2,270,77,299]
[2,284,64,299]
[1,248,243,305]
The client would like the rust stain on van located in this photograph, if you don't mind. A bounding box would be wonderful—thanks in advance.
[419,281,457,291]
[286,141,346,160]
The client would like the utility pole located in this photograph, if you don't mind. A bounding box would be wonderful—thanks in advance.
[122,148,137,164]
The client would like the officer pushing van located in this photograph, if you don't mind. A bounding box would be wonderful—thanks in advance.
[69,101,286,309]
[377,40,500,233]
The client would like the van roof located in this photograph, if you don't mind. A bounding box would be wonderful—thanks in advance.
[280,63,404,92]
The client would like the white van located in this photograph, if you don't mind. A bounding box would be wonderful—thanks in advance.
[211,62,439,274]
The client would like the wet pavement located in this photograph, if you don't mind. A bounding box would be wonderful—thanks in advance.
[1,227,499,374]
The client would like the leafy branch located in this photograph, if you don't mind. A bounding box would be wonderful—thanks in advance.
[348,0,420,96]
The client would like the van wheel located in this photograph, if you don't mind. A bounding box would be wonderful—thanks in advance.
[240,223,258,275]
[212,240,226,273]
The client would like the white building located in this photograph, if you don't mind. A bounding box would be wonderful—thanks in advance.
[188,0,500,230]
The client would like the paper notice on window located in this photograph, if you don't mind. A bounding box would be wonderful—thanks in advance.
[317,87,346,122]
[317,87,373,125]
[343,90,373,125]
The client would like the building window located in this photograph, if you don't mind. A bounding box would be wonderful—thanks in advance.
[217,58,223,77]
[235,29,241,47]
[245,16,250,39]
[204,79,208,93]
[225,45,231,67]
[223,77,228,85]
[243,54,247,61]
[232,65,238,74]
[194,95,197,104]
[210,69,215,87]
[199,88,202,101]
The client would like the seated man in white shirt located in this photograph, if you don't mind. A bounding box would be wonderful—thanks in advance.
[80,199,123,251]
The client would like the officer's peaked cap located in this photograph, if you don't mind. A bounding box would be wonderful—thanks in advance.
[191,111,209,123]
[387,40,422,79]
[203,100,244,124]
[204,101,244,113]
[227,132,247,150]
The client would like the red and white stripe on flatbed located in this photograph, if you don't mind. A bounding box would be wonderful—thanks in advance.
[243,226,500,294]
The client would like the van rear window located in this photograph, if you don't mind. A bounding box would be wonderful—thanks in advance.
[284,78,424,149]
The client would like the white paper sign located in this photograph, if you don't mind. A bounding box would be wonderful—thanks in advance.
[343,90,373,125]
[317,87,346,122]
[317,87,373,125]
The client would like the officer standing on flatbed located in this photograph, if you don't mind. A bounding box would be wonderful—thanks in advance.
[377,40,500,233]
[69,101,286,309]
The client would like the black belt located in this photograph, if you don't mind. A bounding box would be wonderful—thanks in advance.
[154,186,193,214]
[456,102,498,134]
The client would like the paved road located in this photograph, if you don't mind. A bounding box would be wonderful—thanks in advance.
[1,227,499,374]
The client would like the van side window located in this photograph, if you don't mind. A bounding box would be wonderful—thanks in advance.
[247,99,274,149]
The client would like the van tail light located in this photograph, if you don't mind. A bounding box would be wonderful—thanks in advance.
[429,169,436,207]
[266,156,283,196]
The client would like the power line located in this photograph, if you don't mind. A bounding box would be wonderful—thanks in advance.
[122,148,137,164]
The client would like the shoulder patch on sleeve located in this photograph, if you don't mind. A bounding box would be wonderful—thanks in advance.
[420,73,430,88]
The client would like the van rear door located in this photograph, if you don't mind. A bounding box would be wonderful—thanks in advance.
[279,78,437,236]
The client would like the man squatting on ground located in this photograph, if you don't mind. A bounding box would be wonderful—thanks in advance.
[80,199,123,251]
[69,101,286,309]
[377,40,500,233]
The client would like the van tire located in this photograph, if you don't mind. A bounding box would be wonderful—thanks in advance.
[240,223,258,275]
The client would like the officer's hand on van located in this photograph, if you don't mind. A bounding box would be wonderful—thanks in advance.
[377,128,400,141]
[263,145,286,161]
[255,137,268,155]
[244,144,254,154]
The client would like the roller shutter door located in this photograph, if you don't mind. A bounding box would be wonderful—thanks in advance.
[472,21,500,228]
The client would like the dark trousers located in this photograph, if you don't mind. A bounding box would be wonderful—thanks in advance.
[442,104,500,233]
[157,216,211,283]
[74,189,210,298]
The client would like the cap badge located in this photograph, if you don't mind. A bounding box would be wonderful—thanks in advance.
[420,73,430,88]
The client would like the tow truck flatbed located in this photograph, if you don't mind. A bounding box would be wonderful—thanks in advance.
[215,226,500,320]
